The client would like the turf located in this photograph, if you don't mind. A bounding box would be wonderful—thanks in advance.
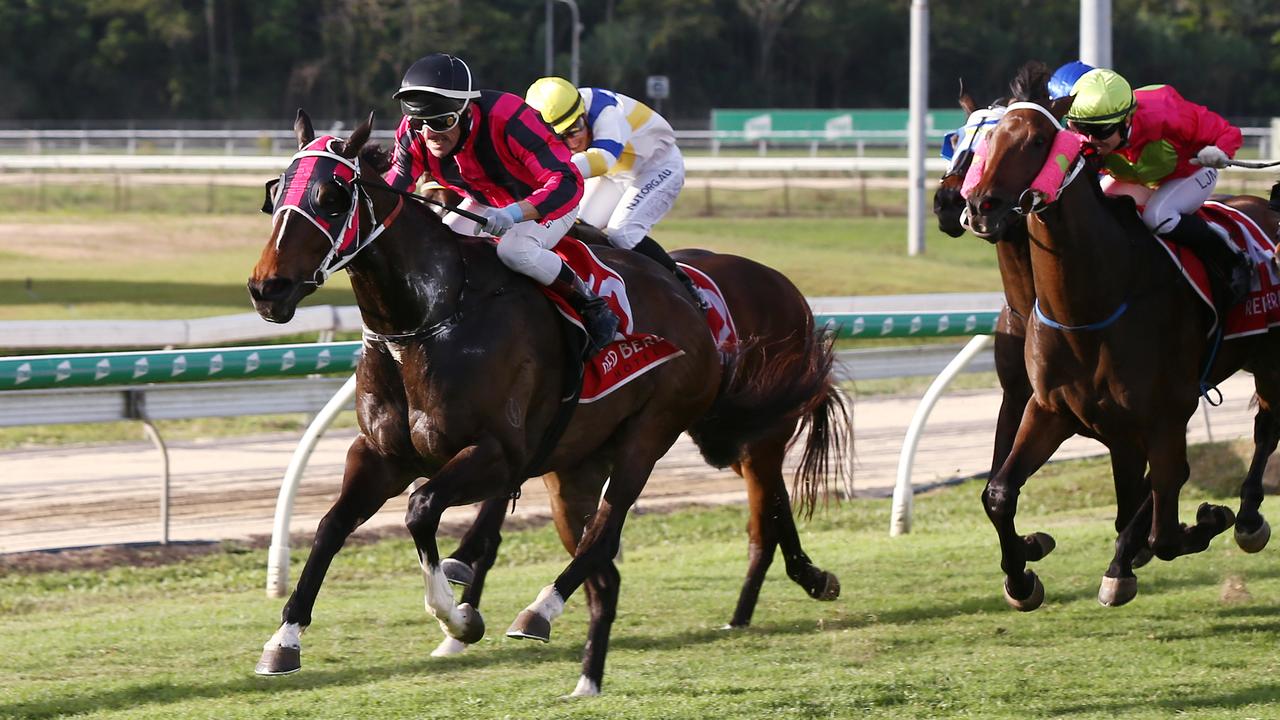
[1,445,1278,719]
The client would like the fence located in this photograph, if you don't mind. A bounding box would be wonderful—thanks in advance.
[0,301,1005,571]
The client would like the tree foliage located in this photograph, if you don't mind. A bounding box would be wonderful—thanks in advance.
[3,0,1278,123]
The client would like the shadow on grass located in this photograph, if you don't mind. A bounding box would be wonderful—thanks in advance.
[1047,682,1280,717]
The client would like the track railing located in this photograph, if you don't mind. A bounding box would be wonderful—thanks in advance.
[0,304,1005,571]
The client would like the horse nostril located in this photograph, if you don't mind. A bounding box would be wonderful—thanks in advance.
[979,197,996,212]
[248,276,294,302]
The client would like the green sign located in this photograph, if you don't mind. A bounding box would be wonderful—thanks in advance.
[712,109,968,140]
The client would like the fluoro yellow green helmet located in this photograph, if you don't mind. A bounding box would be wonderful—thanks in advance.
[1064,68,1135,124]
[525,76,584,134]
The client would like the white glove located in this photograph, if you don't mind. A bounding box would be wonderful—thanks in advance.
[1195,145,1230,169]
[479,204,523,236]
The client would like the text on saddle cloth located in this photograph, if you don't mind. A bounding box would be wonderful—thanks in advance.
[1153,201,1280,339]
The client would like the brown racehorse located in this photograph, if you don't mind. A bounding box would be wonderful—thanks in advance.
[933,79,1034,491]
[247,111,847,695]
[964,81,1280,612]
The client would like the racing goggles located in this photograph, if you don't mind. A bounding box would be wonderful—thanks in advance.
[1071,121,1123,141]
[409,110,463,133]
[559,116,587,140]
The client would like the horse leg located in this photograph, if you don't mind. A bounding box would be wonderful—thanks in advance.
[404,440,512,646]
[542,458,614,696]
[1235,386,1279,553]
[724,420,837,629]
[506,426,675,664]
[983,402,1076,611]
[989,330,1031,478]
[1147,430,1235,561]
[430,497,509,658]
[256,436,415,675]
[1099,446,1151,606]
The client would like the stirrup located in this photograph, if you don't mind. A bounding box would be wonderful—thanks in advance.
[675,269,710,312]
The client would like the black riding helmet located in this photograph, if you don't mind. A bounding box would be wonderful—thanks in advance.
[392,53,481,118]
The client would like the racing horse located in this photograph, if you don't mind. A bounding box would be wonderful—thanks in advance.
[248,111,847,695]
[963,83,1280,611]
[932,77,1034,491]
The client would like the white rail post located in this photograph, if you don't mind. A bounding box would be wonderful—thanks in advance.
[890,334,992,536]
[266,373,358,598]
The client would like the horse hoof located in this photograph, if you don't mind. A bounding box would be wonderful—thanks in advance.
[719,623,747,631]
[441,557,474,588]
[1098,575,1137,607]
[430,636,469,658]
[1003,571,1044,612]
[812,572,841,601]
[449,603,486,645]
[506,610,552,642]
[1197,502,1236,530]
[1026,532,1056,561]
[569,675,601,697]
[1132,548,1154,569]
[254,646,301,676]
[1235,519,1271,554]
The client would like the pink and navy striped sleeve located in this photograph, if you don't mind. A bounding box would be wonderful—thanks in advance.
[384,115,429,192]
[489,94,583,220]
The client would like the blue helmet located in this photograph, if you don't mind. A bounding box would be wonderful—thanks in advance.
[1048,60,1095,100]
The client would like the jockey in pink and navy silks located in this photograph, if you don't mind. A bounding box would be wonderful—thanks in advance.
[1064,68,1251,305]
[385,53,619,354]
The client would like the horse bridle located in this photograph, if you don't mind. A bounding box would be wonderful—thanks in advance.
[1002,102,1088,217]
[264,144,487,287]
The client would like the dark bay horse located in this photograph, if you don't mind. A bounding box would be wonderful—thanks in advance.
[964,90,1280,611]
[248,111,847,695]
[933,79,1033,490]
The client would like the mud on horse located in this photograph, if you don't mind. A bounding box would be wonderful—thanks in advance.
[247,110,848,695]
[964,86,1280,611]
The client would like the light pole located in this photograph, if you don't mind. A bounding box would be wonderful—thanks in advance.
[544,0,582,85]
[906,0,929,256]
[1079,0,1113,68]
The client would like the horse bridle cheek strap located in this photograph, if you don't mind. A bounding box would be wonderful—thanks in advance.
[312,176,406,286]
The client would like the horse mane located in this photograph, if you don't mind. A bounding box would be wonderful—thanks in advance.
[1009,61,1051,103]
[359,142,393,174]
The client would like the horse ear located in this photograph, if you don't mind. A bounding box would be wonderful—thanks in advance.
[343,112,373,159]
[957,79,977,114]
[1049,96,1074,122]
[294,109,315,148]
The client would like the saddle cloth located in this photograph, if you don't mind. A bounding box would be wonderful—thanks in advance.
[677,262,739,357]
[1155,200,1280,338]
[541,236,684,403]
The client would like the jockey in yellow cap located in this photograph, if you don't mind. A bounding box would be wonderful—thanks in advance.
[526,76,706,310]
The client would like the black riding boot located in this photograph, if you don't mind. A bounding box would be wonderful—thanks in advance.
[548,263,620,357]
[632,236,711,311]
[1160,213,1253,312]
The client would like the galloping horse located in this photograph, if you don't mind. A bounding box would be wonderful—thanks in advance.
[932,78,1032,487]
[964,84,1280,611]
[248,111,847,695]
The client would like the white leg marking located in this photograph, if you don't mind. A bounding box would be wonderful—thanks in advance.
[420,561,467,635]
[524,584,566,622]
[430,636,469,658]
[264,622,303,651]
[570,675,600,697]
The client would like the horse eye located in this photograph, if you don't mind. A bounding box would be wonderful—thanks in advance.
[314,183,351,216]
[1032,136,1047,148]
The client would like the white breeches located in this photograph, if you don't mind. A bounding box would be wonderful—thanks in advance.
[578,145,685,250]
[1101,166,1218,235]
[445,196,578,285]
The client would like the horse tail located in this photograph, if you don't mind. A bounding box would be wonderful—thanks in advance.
[687,326,852,516]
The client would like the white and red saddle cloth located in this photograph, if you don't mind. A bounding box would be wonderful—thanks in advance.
[540,237,737,403]
[1155,201,1280,338]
